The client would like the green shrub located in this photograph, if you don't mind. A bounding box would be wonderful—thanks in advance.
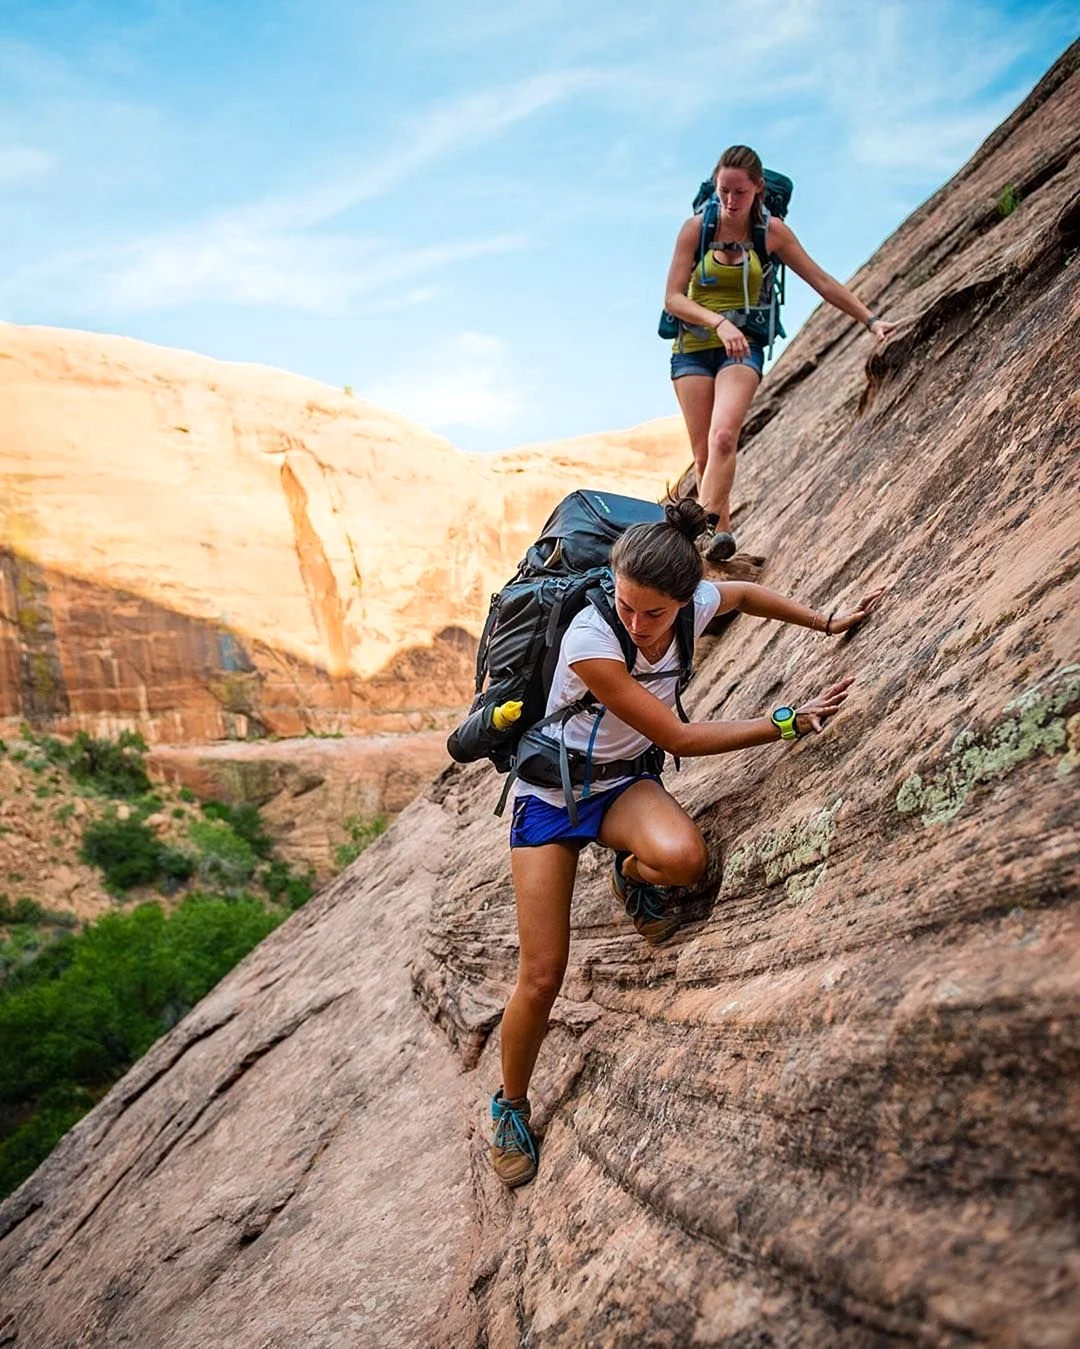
[0,895,45,925]
[200,801,273,858]
[0,1084,93,1197]
[80,815,163,892]
[178,787,196,803]
[260,858,316,911]
[55,802,76,824]
[0,896,281,1196]
[66,730,150,798]
[187,819,257,892]
[997,183,1021,218]
[158,847,196,891]
[334,814,388,870]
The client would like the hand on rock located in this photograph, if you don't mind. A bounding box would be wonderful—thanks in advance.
[831,586,886,633]
[795,676,854,736]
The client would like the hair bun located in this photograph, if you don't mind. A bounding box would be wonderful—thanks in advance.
[663,498,709,541]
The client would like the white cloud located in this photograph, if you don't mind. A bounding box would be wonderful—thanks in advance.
[810,0,1060,173]
[7,229,524,314]
[221,70,602,236]
[2,70,589,315]
[849,105,1021,172]
[363,332,527,431]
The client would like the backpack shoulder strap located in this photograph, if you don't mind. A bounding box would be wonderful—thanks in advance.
[586,580,637,670]
[752,205,772,268]
[675,601,696,684]
[696,195,720,265]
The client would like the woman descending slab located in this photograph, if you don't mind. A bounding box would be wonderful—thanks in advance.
[491,499,884,1186]
[664,144,895,564]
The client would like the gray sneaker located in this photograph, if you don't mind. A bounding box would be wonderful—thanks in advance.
[703,530,737,563]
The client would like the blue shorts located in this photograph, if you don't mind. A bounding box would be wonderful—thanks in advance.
[671,343,764,379]
[509,775,660,849]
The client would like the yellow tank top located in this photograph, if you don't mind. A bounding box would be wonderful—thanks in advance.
[674,245,763,353]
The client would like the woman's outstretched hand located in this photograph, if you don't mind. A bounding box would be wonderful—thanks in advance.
[869,319,896,342]
[829,585,886,634]
[795,676,855,736]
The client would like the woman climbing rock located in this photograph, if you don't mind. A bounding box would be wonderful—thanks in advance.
[664,144,896,563]
[491,498,884,1186]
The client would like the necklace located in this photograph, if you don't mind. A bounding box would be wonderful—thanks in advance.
[641,634,673,663]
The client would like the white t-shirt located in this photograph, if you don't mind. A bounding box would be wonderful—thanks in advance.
[519,580,723,806]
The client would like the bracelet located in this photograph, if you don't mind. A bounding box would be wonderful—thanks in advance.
[864,314,879,330]
[825,609,837,636]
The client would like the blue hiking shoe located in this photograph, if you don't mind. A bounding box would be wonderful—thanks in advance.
[611,851,681,945]
[491,1089,538,1187]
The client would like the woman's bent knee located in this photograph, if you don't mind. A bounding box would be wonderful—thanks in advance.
[645,835,708,887]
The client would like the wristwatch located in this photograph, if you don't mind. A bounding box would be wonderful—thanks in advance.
[771,705,799,741]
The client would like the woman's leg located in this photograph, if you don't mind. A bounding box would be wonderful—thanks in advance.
[672,374,717,490]
[501,840,580,1101]
[598,779,708,888]
[698,365,761,531]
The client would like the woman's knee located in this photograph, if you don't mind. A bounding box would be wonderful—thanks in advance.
[707,423,739,459]
[515,960,566,1009]
[642,831,709,887]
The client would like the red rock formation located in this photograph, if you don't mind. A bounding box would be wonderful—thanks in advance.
[1,44,1079,1349]
[0,334,687,742]
[147,731,452,881]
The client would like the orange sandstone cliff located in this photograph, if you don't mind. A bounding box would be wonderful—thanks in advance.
[0,334,687,742]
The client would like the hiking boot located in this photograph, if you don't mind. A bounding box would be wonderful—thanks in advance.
[611,851,681,945]
[491,1089,538,1187]
[703,530,737,564]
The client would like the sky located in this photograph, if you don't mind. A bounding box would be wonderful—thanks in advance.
[0,1,1075,452]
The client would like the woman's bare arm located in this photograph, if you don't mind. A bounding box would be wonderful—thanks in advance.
[716,581,886,633]
[571,658,855,756]
[768,218,896,341]
[663,217,728,330]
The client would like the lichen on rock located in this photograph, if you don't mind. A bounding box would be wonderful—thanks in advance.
[720,798,843,899]
[897,663,1080,826]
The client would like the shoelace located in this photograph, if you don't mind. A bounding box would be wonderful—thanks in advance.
[624,880,670,922]
[493,1102,537,1161]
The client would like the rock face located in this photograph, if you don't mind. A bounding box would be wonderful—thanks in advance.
[2,45,1080,1349]
[0,332,686,742]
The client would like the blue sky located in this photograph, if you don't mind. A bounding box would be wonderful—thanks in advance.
[1,1,1074,451]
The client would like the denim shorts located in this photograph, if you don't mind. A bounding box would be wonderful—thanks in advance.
[671,343,764,380]
[509,775,660,849]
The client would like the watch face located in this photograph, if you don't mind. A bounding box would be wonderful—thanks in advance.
[773,706,795,721]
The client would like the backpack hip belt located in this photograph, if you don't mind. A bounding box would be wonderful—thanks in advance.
[514,727,664,794]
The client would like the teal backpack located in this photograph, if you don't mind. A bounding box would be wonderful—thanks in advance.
[659,168,794,357]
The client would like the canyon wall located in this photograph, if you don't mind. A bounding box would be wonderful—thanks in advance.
[0,331,687,742]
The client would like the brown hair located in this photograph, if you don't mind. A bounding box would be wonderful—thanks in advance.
[610,499,707,604]
[712,144,765,229]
